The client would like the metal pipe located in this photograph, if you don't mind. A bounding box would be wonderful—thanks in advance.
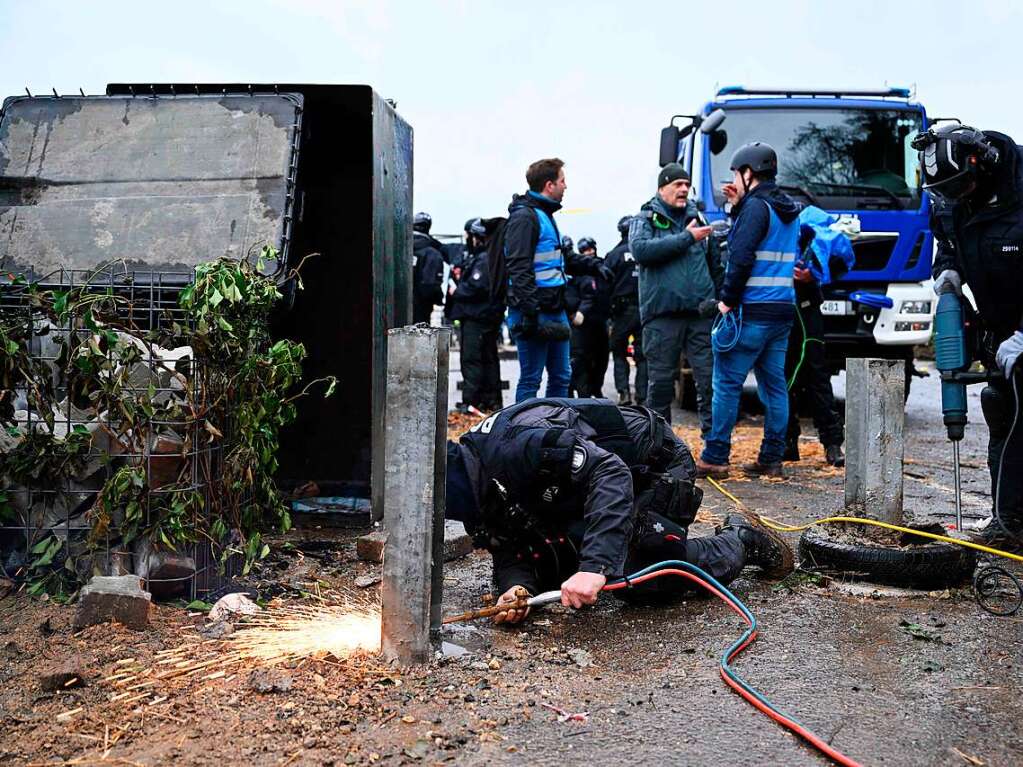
[953,440,963,532]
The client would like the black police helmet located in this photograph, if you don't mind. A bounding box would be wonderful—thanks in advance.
[730,142,778,177]
[413,211,432,233]
[617,215,632,235]
[912,123,1000,203]
[464,217,486,237]
[578,236,597,253]
[561,235,574,251]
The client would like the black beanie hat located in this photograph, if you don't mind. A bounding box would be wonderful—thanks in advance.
[658,163,691,188]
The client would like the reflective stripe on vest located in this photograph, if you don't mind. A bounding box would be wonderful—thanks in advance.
[741,203,798,305]
[533,208,565,288]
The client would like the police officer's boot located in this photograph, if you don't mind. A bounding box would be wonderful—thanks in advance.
[717,511,794,578]
[825,444,845,468]
[969,518,1023,553]
[618,387,632,406]
[783,439,800,462]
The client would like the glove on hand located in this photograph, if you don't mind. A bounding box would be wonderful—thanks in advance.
[698,298,720,319]
[996,331,1023,379]
[598,265,615,283]
[933,269,963,297]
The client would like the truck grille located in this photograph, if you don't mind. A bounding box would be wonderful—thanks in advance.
[850,235,897,272]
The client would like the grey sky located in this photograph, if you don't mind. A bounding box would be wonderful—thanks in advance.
[2,0,1019,250]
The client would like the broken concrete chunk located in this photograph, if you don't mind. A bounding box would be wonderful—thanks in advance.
[208,592,260,622]
[247,668,293,693]
[356,530,388,563]
[74,574,151,631]
[356,521,473,564]
[355,574,382,589]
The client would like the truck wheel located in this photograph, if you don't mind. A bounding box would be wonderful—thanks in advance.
[799,525,976,590]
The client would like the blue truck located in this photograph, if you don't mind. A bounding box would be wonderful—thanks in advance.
[659,86,935,395]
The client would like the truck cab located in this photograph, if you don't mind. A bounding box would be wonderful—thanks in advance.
[660,86,934,388]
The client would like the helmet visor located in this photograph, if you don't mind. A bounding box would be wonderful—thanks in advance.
[923,167,976,203]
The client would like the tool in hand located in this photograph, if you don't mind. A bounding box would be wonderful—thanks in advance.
[441,588,564,624]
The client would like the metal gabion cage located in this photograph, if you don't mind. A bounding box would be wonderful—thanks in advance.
[0,266,236,599]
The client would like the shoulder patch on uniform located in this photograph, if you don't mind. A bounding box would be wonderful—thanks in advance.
[571,445,587,473]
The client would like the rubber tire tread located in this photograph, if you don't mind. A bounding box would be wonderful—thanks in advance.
[799,525,976,589]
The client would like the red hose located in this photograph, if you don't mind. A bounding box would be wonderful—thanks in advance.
[603,568,864,767]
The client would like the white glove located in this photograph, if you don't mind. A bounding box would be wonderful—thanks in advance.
[572,312,585,327]
[933,269,963,297]
[996,331,1023,379]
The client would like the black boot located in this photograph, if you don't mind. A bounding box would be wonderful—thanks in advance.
[825,444,845,467]
[717,511,794,578]
[783,440,800,462]
[618,389,633,406]
[969,518,1023,553]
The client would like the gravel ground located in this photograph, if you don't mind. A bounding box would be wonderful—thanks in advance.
[2,358,1021,766]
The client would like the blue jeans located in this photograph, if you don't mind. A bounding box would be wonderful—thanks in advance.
[701,319,791,466]
[508,307,571,402]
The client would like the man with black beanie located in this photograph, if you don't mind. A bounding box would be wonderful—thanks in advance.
[629,163,722,433]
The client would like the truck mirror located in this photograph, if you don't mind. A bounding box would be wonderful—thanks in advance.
[700,108,727,134]
[659,125,681,167]
[709,130,728,156]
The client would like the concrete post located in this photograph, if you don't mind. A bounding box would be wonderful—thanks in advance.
[844,358,905,523]
[380,325,450,664]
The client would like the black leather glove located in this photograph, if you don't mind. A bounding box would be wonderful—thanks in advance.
[698,298,719,319]
[516,311,539,340]
[598,265,614,283]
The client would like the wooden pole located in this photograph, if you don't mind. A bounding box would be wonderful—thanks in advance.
[844,358,905,523]
[379,325,450,663]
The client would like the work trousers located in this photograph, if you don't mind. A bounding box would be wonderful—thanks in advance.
[610,303,647,403]
[412,298,434,325]
[982,367,1023,532]
[570,320,610,398]
[508,307,571,402]
[785,300,843,449]
[643,315,714,432]
[502,510,746,603]
[702,319,791,466]
[460,319,503,411]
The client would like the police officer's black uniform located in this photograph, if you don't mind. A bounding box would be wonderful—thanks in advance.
[445,399,792,600]
[925,129,1023,541]
[412,230,446,324]
[450,242,505,411]
[604,227,647,405]
[567,271,612,398]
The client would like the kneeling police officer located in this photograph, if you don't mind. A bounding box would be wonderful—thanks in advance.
[445,398,794,622]
[914,123,1023,548]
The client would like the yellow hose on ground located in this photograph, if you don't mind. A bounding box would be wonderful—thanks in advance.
[704,476,1023,565]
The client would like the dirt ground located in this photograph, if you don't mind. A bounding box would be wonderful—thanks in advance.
[3,360,1023,766]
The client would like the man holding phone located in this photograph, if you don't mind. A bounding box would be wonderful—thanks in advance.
[628,163,723,432]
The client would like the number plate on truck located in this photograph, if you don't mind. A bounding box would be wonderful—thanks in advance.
[820,300,853,316]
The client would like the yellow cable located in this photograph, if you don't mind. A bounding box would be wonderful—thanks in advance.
[704,476,1023,565]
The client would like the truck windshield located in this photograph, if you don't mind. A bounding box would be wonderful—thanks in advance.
[708,107,923,210]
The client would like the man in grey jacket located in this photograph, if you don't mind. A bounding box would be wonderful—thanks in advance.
[629,164,722,433]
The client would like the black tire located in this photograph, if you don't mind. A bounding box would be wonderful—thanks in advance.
[799,525,976,590]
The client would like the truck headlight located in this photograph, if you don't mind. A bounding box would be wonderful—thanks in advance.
[899,300,932,314]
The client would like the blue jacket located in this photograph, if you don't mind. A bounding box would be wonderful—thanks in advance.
[504,191,602,314]
[720,182,800,322]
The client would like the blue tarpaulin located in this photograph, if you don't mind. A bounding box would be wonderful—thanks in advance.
[798,206,856,285]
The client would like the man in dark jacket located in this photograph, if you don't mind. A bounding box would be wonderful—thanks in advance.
[698,143,800,479]
[504,158,610,402]
[629,164,721,432]
[412,212,446,324]
[568,237,611,398]
[445,398,794,622]
[451,218,505,412]
[605,216,647,406]
[915,124,1023,549]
